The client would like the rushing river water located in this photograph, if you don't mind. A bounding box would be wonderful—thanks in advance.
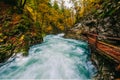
[0,34,96,79]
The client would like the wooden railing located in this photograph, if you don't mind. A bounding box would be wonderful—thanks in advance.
[83,32,120,64]
[86,32,120,41]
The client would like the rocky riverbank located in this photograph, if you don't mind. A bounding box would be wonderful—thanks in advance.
[64,23,120,80]
[66,1,120,77]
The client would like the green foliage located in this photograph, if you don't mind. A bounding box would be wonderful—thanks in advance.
[0,0,76,62]
[35,21,40,28]
[53,0,59,10]
[17,24,27,33]
[3,21,10,28]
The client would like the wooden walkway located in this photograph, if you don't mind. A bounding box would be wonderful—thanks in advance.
[83,33,120,64]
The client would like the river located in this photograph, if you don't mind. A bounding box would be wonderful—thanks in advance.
[0,34,96,79]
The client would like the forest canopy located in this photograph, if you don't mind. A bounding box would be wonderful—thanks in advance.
[0,0,120,62]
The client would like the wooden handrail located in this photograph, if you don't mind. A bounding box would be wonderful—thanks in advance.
[85,32,120,40]
[98,41,120,50]
[88,37,120,64]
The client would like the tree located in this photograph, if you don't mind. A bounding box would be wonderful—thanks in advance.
[3,0,27,13]
[18,0,27,13]
[53,0,59,10]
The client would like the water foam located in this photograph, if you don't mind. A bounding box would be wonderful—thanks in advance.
[0,34,96,79]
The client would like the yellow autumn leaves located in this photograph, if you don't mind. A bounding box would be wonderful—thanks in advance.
[26,0,75,33]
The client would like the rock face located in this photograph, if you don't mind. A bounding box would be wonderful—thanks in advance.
[77,2,120,77]
[76,0,120,46]
[65,26,120,80]
[64,23,85,40]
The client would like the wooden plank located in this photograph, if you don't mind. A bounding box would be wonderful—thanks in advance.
[87,37,120,64]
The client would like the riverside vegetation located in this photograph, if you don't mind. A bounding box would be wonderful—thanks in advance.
[0,0,120,79]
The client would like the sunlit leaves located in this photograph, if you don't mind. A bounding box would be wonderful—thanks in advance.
[26,0,75,33]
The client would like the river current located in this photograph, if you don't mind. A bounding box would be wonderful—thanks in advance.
[0,34,96,79]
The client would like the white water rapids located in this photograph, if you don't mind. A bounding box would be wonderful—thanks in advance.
[0,34,96,79]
